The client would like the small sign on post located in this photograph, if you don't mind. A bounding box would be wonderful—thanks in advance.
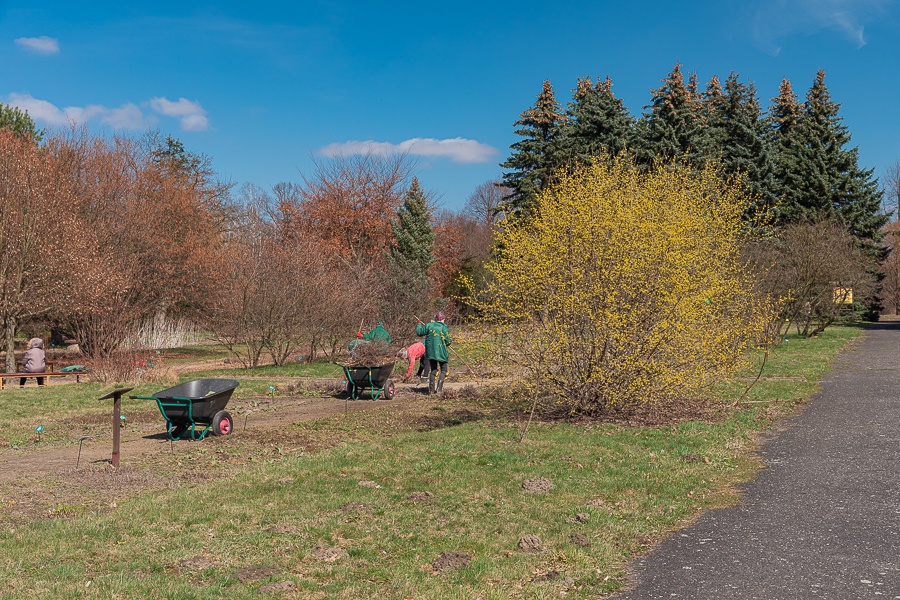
[99,387,134,467]
[833,287,853,304]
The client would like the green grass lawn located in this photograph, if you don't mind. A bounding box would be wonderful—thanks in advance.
[0,325,863,598]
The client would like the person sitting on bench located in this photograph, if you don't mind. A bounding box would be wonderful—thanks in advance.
[20,338,46,387]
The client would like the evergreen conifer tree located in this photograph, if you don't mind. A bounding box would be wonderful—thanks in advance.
[634,63,707,168]
[500,80,567,218]
[383,177,437,326]
[558,76,634,167]
[701,75,727,156]
[389,177,436,275]
[768,78,806,215]
[704,73,778,220]
[771,71,886,250]
[0,103,42,142]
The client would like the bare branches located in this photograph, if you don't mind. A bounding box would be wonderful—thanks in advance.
[280,153,413,265]
[747,218,876,336]
[0,130,106,369]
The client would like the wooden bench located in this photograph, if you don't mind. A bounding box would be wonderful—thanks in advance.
[0,371,83,389]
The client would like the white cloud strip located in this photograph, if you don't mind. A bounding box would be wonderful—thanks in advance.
[149,97,210,132]
[15,36,60,55]
[4,93,210,132]
[319,137,498,164]
[751,0,894,51]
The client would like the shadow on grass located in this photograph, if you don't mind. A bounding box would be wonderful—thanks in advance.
[411,408,487,431]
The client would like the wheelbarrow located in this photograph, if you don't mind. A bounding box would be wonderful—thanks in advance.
[343,362,396,400]
[131,378,239,440]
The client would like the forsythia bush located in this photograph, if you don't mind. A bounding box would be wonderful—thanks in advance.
[472,158,770,416]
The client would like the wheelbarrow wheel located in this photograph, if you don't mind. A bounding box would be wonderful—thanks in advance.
[212,410,233,436]
[383,379,395,400]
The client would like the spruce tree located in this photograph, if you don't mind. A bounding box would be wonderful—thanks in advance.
[634,63,707,168]
[768,78,806,217]
[771,71,886,250]
[704,73,777,221]
[701,75,727,156]
[390,177,435,275]
[383,177,437,326]
[558,76,634,167]
[500,80,567,218]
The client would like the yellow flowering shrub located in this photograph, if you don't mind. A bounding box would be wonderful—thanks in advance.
[471,157,770,416]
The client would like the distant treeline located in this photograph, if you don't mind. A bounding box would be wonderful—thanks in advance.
[501,65,885,252]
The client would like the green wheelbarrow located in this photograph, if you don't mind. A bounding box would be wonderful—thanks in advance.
[343,362,396,400]
[132,378,239,440]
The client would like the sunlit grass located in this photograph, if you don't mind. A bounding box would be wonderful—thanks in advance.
[0,325,864,598]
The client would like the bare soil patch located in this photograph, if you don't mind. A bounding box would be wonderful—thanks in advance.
[0,366,728,526]
[431,550,472,572]
[0,378,486,525]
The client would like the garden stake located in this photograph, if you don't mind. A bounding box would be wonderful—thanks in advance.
[76,436,92,468]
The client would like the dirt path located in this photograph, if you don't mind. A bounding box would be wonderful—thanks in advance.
[0,379,486,523]
[0,395,406,484]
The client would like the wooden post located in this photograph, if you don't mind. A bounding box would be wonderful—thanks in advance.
[112,394,121,467]
[99,388,133,468]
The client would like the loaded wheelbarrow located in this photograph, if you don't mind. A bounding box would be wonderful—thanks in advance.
[131,378,239,440]
[343,362,396,400]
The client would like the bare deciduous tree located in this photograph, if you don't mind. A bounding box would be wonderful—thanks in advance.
[50,127,232,358]
[877,219,900,314]
[205,196,375,367]
[748,219,876,336]
[279,153,413,267]
[0,130,107,370]
[884,159,900,216]
[463,179,510,224]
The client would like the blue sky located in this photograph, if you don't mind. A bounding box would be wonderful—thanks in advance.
[2,0,899,212]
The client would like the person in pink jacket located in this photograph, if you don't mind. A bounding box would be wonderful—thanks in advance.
[399,341,429,382]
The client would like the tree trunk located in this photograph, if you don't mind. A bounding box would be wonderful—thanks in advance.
[4,315,17,373]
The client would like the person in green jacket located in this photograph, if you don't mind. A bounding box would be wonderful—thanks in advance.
[416,312,452,395]
[363,320,391,345]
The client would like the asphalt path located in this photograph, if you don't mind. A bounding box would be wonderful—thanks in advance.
[612,322,900,599]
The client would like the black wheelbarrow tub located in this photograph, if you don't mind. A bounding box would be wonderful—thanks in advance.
[151,378,239,423]
[343,362,396,400]
[132,378,240,440]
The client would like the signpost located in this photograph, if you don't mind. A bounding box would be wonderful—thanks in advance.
[99,387,133,467]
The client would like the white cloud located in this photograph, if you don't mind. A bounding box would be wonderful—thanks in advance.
[15,36,60,55]
[5,93,157,130]
[319,137,498,164]
[103,104,154,130]
[149,97,210,131]
[4,93,214,132]
[751,0,894,51]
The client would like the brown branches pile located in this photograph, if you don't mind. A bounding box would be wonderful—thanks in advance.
[346,340,394,367]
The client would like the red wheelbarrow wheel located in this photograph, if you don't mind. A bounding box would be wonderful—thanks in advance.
[383,379,395,400]
[212,410,233,436]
